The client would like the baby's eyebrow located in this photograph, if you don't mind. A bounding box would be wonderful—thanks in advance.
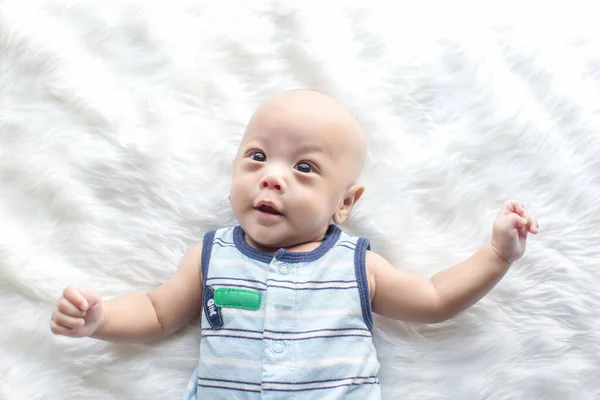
[242,138,265,147]
[295,144,324,154]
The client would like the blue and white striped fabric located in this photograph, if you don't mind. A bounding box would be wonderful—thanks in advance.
[183,224,381,399]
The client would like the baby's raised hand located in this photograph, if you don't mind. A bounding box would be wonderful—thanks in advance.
[491,200,539,264]
[50,287,104,338]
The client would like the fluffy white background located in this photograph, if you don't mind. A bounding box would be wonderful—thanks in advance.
[1,0,599,399]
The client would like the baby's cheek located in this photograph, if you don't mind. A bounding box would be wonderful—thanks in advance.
[230,176,248,194]
[320,198,339,224]
[229,181,248,210]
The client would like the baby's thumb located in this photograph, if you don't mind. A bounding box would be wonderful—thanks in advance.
[507,213,528,229]
[77,288,103,310]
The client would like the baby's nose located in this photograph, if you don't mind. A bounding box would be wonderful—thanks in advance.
[259,174,286,192]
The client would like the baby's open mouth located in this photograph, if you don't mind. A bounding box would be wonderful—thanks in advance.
[257,205,282,215]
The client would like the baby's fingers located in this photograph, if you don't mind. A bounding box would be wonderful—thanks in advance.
[50,320,74,336]
[527,214,539,234]
[503,200,525,216]
[52,310,85,330]
[62,286,89,311]
[58,297,86,318]
[507,213,528,229]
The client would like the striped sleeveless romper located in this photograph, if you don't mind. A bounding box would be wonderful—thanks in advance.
[183,224,381,399]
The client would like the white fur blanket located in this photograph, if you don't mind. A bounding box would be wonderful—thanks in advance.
[1,1,599,399]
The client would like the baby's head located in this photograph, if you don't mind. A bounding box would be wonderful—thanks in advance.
[229,90,366,251]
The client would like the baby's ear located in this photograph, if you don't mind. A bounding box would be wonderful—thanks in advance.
[332,184,365,224]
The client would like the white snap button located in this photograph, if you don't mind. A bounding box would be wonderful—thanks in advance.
[278,263,290,275]
[272,341,285,353]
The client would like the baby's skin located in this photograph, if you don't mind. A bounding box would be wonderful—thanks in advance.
[51,90,539,345]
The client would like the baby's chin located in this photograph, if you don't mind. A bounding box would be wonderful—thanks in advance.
[242,223,326,253]
[243,227,292,251]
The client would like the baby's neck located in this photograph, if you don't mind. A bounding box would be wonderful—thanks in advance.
[244,232,326,254]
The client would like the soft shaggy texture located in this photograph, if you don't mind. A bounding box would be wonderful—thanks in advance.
[1,1,599,399]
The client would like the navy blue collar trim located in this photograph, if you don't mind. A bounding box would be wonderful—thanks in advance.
[232,224,341,264]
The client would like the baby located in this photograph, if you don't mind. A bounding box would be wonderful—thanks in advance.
[51,89,539,399]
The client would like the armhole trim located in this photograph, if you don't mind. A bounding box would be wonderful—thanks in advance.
[354,237,374,333]
[201,230,216,288]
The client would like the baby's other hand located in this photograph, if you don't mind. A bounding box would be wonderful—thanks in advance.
[490,200,539,264]
[50,286,104,338]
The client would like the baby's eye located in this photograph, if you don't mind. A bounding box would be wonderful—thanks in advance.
[251,151,266,162]
[295,162,313,173]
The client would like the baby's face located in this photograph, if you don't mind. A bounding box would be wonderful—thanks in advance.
[229,90,365,251]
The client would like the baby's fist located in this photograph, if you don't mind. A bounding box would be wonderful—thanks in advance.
[50,286,104,338]
[490,200,539,264]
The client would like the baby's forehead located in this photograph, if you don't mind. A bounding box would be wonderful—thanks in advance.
[242,90,366,169]
[245,114,358,156]
[250,94,362,140]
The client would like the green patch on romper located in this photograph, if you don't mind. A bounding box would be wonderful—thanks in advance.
[213,287,262,311]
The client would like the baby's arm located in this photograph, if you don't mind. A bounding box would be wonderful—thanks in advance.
[51,242,204,343]
[368,245,511,323]
[367,200,538,323]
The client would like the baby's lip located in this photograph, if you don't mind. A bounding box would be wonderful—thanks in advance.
[255,200,283,215]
